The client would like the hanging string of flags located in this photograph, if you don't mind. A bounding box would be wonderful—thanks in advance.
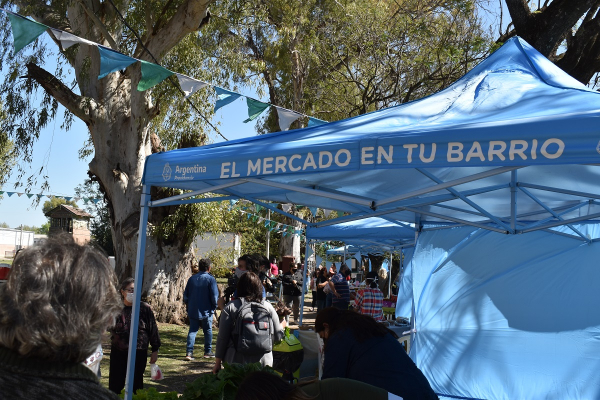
[0,190,102,204]
[3,9,329,132]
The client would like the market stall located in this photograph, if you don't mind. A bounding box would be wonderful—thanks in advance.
[133,37,600,399]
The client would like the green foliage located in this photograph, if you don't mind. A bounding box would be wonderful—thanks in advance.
[0,221,9,228]
[204,245,236,270]
[42,197,78,215]
[211,266,233,279]
[181,362,278,400]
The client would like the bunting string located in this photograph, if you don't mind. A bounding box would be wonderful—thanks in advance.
[0,190,102,205]
[2,9,329,133]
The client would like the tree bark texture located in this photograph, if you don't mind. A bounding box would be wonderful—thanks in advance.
[503,0,600,84]
[20,0,212,323]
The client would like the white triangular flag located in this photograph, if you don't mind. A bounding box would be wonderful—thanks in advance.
[282,203,292,213]
[322,209,332,218]
[275,107,302,131]
[50,28,96,49]
[175,73,208,98]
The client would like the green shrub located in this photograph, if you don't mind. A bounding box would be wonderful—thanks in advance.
[211,266,233,279]
[182,362,277,400]
[120,387,178,400]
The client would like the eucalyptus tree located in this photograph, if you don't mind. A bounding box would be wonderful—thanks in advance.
[500,0,600,86]
[196,0,491,257]
[0,0,240,322]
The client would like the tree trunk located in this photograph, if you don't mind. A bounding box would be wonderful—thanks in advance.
[279,218,302,263]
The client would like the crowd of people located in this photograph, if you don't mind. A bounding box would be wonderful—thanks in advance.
[0,237,437,400]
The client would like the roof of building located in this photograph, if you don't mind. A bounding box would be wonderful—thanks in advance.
[44,204,92,219]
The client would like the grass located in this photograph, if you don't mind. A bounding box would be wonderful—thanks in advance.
[0,258,12,265]
[99,322,217,394]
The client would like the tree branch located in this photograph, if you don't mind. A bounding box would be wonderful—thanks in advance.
[75,0,119,49]
[25,63,97,127]
[140,0,214,61]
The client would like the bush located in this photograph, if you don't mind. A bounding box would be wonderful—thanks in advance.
[211,266,233,279]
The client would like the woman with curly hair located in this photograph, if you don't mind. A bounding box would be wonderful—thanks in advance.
[0,235,122,400]
[315,307,438,400]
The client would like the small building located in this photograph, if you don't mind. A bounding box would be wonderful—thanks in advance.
[45,205,92,245]
[0,227,35,258]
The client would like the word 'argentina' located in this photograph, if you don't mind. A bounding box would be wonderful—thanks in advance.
[219,138,564,178]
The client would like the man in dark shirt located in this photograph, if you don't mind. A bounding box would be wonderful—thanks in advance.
[282,263,304,325]
[183,258,219,360]
[329,263,351,310]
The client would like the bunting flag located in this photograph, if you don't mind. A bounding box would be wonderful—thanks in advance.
[381,259,389,271]
[26,193,34,198]
[214,87,241,112]
[138,60,174,91]
[7,192,15,197]
[4,9,328,127]
[326,261,332,271]
[6,11,48,53]
[315,255,323,268]
[243,98,270,123]
[282,203,292,213]
[308,117,327,127]
[275,107,302,131]
[50,28,96,50]
[97,46,137,79]
[17,193,23,197]
[354,251,362,263]
[36,194,43,200]
[175,73,208,98]
[308,207,318,217]
[322,209,333,218]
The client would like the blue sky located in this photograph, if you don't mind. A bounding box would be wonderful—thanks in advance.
[0,3,506,229]
[0,91,259,229]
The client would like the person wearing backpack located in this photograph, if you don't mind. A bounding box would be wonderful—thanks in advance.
[212,272,286,374]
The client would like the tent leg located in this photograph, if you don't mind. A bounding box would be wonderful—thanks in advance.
[124,185,151,400]
[299,238,310,326]
[388,253,393,296]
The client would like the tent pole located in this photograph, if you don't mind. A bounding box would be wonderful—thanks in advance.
[511,170,517,232]
[266,209,271,259]
[389,252,392,297]
[124,185,151,400]
[299,238,311,326]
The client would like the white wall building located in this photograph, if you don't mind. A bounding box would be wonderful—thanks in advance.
[191,232,241,266]
[0,227,35,258]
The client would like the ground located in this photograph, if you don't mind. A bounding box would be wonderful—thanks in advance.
[98,297,318,394]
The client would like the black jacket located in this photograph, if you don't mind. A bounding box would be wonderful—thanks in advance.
[282,270,304,296]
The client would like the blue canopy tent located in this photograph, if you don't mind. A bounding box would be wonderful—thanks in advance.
[306,217,415,308]
[124,37,600,399]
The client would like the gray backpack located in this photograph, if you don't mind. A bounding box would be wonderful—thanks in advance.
[233,299,274,355]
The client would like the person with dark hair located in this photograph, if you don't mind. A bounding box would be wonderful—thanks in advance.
[184,258,219,360]
[328,263,351,310]
[315,308,438,400]
[109,278,161,395]
[258,256,276,293]
[212,272,286,374]
[235,371,397,400]
[0,234,122,400]
[315,267,328,313]
[281,262,304,325]
[354,270,384,322]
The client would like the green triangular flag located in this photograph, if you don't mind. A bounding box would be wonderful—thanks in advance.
[138,60,174,91]
[0,191,3,195]
[7,12,48,53]
[243,98,270,123]
[26,193,34,198]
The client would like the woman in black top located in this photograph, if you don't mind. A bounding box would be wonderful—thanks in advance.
[109,278,161,395]
[315,267,329,313]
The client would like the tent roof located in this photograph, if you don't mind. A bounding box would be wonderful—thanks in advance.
[307,217,415,250]
[143,37,600,239]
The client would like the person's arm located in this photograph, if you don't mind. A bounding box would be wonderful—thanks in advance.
[213,302,235,373]
[183,279,190,305]
[146,306,161,364]
[210,277,219,311]
[267,302,286,343]
[329,279,341,298]
[321,330,353,379]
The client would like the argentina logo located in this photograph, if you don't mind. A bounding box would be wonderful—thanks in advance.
[162,163,172,181]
